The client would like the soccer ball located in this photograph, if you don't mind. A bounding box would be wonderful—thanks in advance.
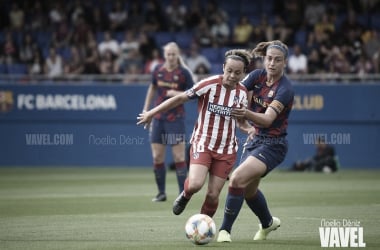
[185,213,216,245]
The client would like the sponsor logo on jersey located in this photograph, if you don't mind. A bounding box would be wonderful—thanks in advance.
[207,102,232,116]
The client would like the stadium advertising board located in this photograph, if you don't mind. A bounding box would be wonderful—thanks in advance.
[0,84,379,168]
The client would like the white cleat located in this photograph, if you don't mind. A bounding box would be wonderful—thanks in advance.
[217,230,232,242]
[253,217,281,240]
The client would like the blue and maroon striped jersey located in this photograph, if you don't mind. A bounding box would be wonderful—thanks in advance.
[151,63,195,121]
[242,68,294,137]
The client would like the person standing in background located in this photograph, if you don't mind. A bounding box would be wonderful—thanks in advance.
[141,42,195,202]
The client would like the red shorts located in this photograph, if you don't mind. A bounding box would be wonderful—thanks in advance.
[189,145,236,179]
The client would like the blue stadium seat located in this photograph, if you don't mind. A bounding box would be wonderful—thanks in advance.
[294,30,308,50]
[210,63,222,74]
[58,46,71,61]
[334,14,346,30]
[219,1,241,16]
[41,47,50,59]
[153,32,175,47]
[0,31,4,44]
[0,64,7,74]
[357,15,369,27]
[219,46,234,60]
[201,47,221,64]
[261,0,274,14]
[96,32,104,44]
[174,32,194,50]
[36,31,51,48]
[241,0,261,15]
[371,15,380,29]
[7,64,28,75]
[115,32,124,43]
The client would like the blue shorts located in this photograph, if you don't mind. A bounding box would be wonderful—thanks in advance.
[240,135,288,177]
[150,118,186,145]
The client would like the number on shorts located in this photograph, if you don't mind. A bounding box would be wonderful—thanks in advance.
[193,143,204,153]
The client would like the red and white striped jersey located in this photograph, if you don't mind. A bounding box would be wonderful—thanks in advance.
[186,75,248,155]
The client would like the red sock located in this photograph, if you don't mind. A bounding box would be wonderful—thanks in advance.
[200,200,218,218]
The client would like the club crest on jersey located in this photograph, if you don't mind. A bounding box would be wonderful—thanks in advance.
[186,88,195,98]
[0,90,14,113]
[268,90,274,98]
[173,75,179,81]
[233,96,240,106]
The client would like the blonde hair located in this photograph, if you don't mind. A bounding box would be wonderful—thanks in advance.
[163,42,196,82]
[251,40,289,59]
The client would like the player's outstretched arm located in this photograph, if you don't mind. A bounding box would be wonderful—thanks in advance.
[136,92,189,128]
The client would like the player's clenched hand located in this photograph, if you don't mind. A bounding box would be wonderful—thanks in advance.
[231,107,246,119]
[136,111,152,129]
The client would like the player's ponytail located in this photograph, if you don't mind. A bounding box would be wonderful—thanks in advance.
[251,40,288,59]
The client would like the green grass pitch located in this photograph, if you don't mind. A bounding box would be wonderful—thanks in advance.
[0,167,379,250]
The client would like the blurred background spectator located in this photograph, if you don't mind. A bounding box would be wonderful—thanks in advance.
[210,13,230,47]
[2,31,19,65]
[99,50,118,74]
[9,3,25,32]
[118,30,141,73]
[185,43,211,74]
[98,31,120,58]
[165,0,187,32]
[231,15,254,47]
[288,44,308,74]
[63,45,84,75]
[44,46,63,78]
[108,1,128,32]
[0,0,378,79]
[144,48,164,74]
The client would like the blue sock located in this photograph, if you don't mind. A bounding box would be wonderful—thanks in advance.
[153,163,166,194]
[245,189,272,228]
[219,187,244,233]
[175,161,187,193]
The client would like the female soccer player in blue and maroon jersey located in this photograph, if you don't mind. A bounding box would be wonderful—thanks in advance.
[217,40,295,242]
[141,42,195,202]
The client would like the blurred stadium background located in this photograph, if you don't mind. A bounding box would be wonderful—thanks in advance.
[0,0,379,168]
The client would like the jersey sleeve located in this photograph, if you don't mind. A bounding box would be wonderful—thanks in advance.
[183,68,195,89]
[151,65,160,86]
[270,82,294,114]
[242,69,263,91]
[185,78,213,100]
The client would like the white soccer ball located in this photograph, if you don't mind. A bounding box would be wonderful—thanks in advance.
[185,213,216,245]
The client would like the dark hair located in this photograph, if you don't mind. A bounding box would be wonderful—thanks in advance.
[251,40,289,59]
[224,49,252,72]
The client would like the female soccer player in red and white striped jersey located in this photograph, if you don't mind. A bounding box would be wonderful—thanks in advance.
[137,49,252,218]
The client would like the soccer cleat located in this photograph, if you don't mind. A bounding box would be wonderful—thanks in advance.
[217,230,232,242]
[172,191,189,215]
[253,217,281,240]
[152,193,167,202]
